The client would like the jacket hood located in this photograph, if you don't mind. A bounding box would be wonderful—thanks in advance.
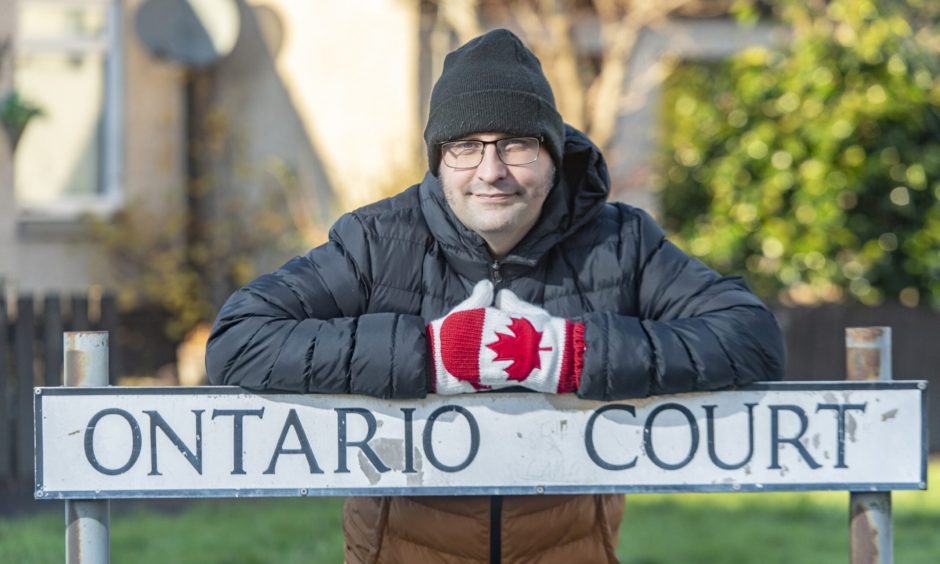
[420,125,610,275]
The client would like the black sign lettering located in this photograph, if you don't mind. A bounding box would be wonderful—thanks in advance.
[401,408,417,474]
[585,404,638,471]
[769,405,821,470]
[335,408,391,474]
[645,403,699,470]
[212,408,265,475]
[144,410,204,476]
[704,403,756,470]
[816,403,867,468]
[264,408,323,474]
[423,405,479,473]
[84,408,142,475]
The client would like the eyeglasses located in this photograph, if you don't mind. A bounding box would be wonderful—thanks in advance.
[440,137,541,169]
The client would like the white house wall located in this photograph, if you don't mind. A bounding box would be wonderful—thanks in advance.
[3,0,424,294]
[0,0,15,293]
[4,0,186,294]
[210,0,421,228]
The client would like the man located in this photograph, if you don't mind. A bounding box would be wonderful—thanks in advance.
[207,29,785,564]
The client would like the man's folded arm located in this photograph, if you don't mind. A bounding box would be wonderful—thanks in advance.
[578,207,786,400]
[205,216,429,398]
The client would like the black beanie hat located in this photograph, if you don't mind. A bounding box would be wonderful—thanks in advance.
[424,29,565,175]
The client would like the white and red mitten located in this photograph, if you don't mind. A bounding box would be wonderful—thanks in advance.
[427,280,585,395]
[427,280,507,394]
[492,289,585,394]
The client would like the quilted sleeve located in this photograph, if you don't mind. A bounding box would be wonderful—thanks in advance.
[578,207,786,400]
[206,214,429,398]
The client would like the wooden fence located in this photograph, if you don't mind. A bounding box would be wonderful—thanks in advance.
[777,302,940,452]
[0,292,119,482]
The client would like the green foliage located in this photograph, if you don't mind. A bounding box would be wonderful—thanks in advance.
[659,0,940,308]
[0,90,43,147]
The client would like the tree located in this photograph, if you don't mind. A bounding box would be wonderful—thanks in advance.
[660,0,940,308]
[89,101,316,341]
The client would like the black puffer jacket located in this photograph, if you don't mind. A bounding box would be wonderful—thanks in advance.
[207,126,785,397]
[207,126,785,563]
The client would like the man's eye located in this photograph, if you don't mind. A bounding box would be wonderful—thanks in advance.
[451,142,480,154]
[502,139,533,152]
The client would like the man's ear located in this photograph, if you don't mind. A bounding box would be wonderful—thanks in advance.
[430,147,443,177]
[545,161,559,194]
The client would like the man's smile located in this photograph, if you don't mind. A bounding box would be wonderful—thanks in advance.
[472,192,517,202]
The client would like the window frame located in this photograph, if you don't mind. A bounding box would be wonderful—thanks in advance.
[13,0,124,223]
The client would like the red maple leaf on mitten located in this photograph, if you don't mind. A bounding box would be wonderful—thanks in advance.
[492,289,586,394]
[428,282,584,395]
[486,317,552,381]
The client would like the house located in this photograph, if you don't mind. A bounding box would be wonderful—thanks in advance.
[1,0,778,298]
[0,0,424,296]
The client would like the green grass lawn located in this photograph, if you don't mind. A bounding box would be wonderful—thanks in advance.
[3,464,938,563]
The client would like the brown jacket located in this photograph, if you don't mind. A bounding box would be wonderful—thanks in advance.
[344,494,624,563]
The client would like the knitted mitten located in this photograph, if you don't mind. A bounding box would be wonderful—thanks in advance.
[427,281,584,395]
[493,289,584,394]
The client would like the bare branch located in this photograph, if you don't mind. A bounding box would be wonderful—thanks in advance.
[513,1,547,45]
[540,1,586,128]
[439,0,483,42]
[429,0,714,152]
[586,0,701,148]
[264,159,326,246]
[619,55,679,113]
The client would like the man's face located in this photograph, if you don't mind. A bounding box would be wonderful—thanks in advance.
[438,132,555,257]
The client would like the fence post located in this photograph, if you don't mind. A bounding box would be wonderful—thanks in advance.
[64,331,110,564]
[846,327,892,564]
[15,296,35,480]
[43,296,64,387]
[0,298,11,480]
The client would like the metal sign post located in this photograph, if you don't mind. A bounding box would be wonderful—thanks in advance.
[847,327,893,564]
[63,332,110,564]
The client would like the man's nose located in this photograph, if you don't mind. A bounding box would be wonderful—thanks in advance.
[476,144,508,184]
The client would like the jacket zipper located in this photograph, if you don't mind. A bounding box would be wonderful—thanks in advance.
[489,260,502,286]
[490,495,503,564]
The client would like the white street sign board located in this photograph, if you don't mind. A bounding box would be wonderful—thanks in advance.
[35,382,927,500]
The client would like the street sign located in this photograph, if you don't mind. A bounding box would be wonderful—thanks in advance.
[34,382,927,500]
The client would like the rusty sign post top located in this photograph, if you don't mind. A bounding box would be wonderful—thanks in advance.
[64,331,109,388]
[846,327,892,382]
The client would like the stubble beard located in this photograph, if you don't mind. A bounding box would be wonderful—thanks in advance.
[439,164,556,241]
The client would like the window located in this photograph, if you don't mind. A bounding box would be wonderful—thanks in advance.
[14,0,123,217]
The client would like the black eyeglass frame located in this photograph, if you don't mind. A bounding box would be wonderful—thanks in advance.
[439,136,542,169]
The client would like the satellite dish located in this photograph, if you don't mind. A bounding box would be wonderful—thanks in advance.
[135,0,241,68]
